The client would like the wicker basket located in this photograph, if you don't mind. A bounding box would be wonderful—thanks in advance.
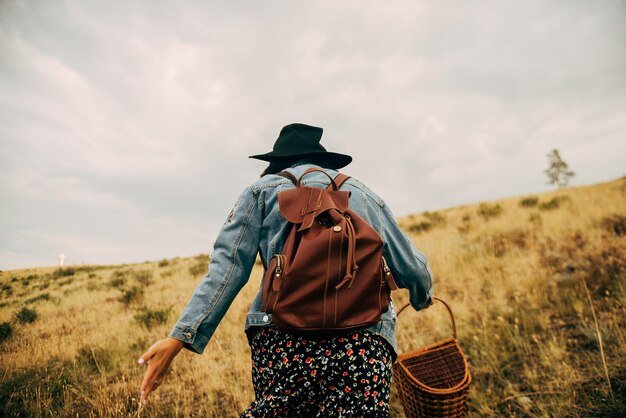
[393,297,471,417]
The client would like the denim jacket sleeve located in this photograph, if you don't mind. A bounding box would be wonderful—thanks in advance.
[168,186,262,354]
[380,202,433,311]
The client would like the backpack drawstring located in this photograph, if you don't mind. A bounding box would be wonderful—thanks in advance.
[335,215,359,290]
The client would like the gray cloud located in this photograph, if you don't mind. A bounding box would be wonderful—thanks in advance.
[1,0,625,269]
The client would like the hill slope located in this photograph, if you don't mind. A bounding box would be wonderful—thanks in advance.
[1,179,625,417]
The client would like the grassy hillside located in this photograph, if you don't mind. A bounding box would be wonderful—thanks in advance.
[1,178,625,417]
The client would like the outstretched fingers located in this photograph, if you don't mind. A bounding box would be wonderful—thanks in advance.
[137,338,182,406]
[138,342,161,405]
[140,370,164,405]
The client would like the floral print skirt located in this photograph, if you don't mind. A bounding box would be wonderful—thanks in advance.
[241,326,392,418]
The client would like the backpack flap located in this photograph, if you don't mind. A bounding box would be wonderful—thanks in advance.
[278,187,350,230]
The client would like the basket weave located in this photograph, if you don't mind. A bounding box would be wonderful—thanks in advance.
[393,297,471,417]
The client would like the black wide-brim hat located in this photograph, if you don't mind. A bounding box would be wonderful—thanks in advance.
[249,123,352,169]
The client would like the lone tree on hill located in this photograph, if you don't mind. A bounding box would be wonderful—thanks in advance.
[544,149,575,188]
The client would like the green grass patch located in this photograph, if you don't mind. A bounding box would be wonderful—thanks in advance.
[478,203,504,220]
[538,195,571,211]
[134,306,172,329]
[161,269,175,278]
[0,322,12,342]
[25,293,50,304]
[52,268,76,279]
[1,283,13,296]
[58,278,74,287]
[15,307,38,323]
[118,286,144,306]
[407,211,447,234]
[108,277,125,288]
[131,270,153,286]
[189,262,207,277]
[519,196,539,207]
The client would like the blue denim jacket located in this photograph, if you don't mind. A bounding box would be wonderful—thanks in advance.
[169,162,433,360]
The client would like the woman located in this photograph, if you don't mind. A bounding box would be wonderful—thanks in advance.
[138,123,433,417]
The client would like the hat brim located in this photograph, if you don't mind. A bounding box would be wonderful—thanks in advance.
[248,150,352,169]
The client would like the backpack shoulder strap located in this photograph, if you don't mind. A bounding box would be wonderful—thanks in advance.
[328,173,351,190]
[276,171,298,185]
[279,169,349,189]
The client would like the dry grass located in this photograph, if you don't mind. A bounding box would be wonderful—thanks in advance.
[1,179,625,417]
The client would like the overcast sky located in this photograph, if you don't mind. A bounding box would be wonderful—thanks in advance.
[1,0,625,270]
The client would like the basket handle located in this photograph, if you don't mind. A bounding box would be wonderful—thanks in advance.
[396,297,457,339]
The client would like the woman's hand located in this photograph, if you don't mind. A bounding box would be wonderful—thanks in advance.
[138,337,185,405]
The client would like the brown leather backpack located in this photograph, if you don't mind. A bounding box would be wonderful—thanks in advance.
[261,167,398,333]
